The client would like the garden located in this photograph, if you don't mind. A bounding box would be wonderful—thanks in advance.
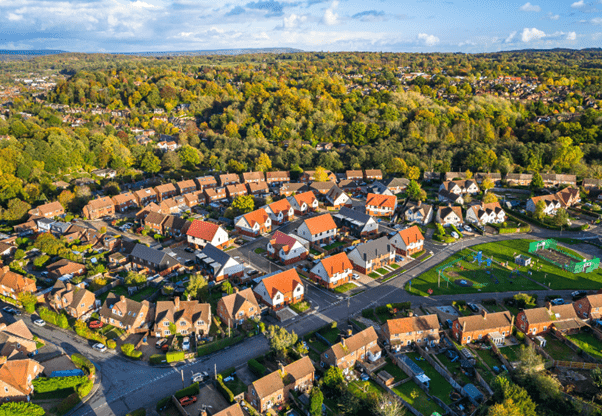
[566,332,602,361]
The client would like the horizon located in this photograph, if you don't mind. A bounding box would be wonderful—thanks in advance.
[1,0,602,53]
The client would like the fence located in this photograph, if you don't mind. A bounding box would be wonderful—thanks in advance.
[524,335,553,361]
[550,328,601,364]
[171,395,190,416]
[93,278,120,297]
[369,357,424,416]
[487,339,513,370]
[553,360,602,370]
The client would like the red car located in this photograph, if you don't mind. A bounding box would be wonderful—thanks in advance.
[161,343,169,352]
[179,396,197,407]
[88,320,103,329]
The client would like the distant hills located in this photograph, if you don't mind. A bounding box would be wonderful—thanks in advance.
[0,47,303,57]
[0,49,67,56]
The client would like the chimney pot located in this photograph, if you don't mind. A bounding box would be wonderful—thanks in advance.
[482,309,487,319]
[120,295,126,302]
[66,283,72,291]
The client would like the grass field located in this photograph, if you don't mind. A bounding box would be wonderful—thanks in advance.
[334,283,356,293]
[379,358,409,381]
[348,380,385,400]
[499,345,522,362]
[319,327,342,345]
[567,332,602,361]
[407,239,602,296]
[473,347,504,370]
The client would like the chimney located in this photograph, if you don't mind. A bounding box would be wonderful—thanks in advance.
[510,314,515,328]
[363,253,367,261]
[66,283,72,291]
[120,295,126,302]
[234,287,239,293]
[481,309,487,319]
[462,320,466,332]
[417,200,422,207]
[174,297,181,311]
[341,337,346,348]
[278,362,285,373]
[546,301,552,312]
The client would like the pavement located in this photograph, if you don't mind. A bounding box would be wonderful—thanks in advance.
[3,223,600,416]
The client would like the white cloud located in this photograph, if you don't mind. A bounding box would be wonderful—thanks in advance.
[7,13,23,21]
[521,27,546,42]
[592,17,602,24]
[571,0,585,8]
[284,14,307,28]
[519,2,541,12]
[547,12,560,20]
[417,33,440,46]
[323,0,339,25]
[566,31,577,40]
[505,31,517,43]
[130,1,158,9]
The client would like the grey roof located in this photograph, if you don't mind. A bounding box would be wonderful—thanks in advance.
[351,236,393,261]
[439,189,463,202]
[36,218,55,226]
[338,207,372,225]
[130,244,178,267]
[367,181,388,194]
[198,244,235,267]
[383,177,410,188]
[50,222,71,234]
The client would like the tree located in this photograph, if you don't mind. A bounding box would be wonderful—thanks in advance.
[140,151,161,174]
[232,195,254,214]
[323,366,345,390]
[17,291,37,313]
[58,190,75,209]
[407,180,426,201]
[309,387,324,416]
[294,341,308,357]
[186,273,208,300]
[314,166,329,182]
[487,399,522,416]
[13,249,25,260]
[57,314,69,329]
[2,199,31,222]
[222,281,233,295]
[515,345,544,377]
[591,367,602,389]
[465,169,473,179]
[255,153,272,172]
[531,172,544,189]
[552,136,583,170]
[266,325,298,354]
[124,271,146,287]
[481,177,495,193]
[491,377,537,416]
[169,322,177,336]
[534,200,546,221]
[178,145,201,169]
[373,393,406,416]
[161,151,182,171]
[121,343,135,356]
[483,193,499,203]
[0,402,45,416]
[553,208,569,227]
[406,166,420,181]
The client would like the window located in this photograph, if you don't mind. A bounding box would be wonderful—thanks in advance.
[467,336,471,341]
[543,326,547,331]
[163,321,169,326]
[180,321,186,326]
[277,394,282,400]
[324,353,329,359]
[4,387,7,393]
[164,330,170,336]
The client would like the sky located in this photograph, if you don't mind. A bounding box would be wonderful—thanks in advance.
[1,0,602,53]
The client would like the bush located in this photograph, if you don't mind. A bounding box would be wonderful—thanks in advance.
[156,397,171,411]
[330,321,337,329]
[391,302,411,310]
[453,300,467,310]
[216,375,235,403]
[0,402,45,416]
[76,379,94,398]
[32,376,88,394]
[56,393,81,416]
[515,331,525,342]
[71,353,95,376]
[248,359,267,377]
[174,382,200,399]
[166,351,185,363]
[361,308,374,319]
[121,343,142,360]
[106,339,116,349]
[150,354,167,365]
[375,305,388,314]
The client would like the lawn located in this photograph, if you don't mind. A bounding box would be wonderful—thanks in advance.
[411,250,426,259]
[390,264,400,269]
[348,380,385,400]
[567,332,602,361]
[289,301,311,314]
[223,375,247,396]
[500,345,522,363]
[308,350,321,362]
[131,286,157,302]
[254,248,266,254]
[376,268,389,275]
[368,272,380,279]
[306,337,328,353]
[405,352,454,404]
[485,303,505,313]
[392,381,443,416]
[319,327,342,345]
[323,241,345,251]
[310,248,321,256]
[543,335,583,361]
[334,283,356,293]
[473,347,503,370]
[378,358,409,381]
[440,353,472,386]
[407,239,602,296]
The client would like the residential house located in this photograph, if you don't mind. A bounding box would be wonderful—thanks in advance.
[247,181,270,197]
[144,212,168,235]
[154,183,177,202]
[235,208,272,237]
[91,168,116,178]
[364,169,383,181]
[246,356,314,413]
[309,252,353,289]
[338,180,362,194]
[265,171,290,186]
[99,294,151,334]
[0,243,15,258]
[186,220,230,249]
[264,199,295,225]
[439,180,480,195]
[383,177,410,194]
[465,202,506,225]
[381,315,440,351]
[267,231,309,265]
[325,186,351,209]
[505,173,533,186]
[153,297,211,337]
[49,281,98,319]
[0,320,39,358]
[517,303,580,336]
[436,206,464,227]
[0,359,44,402]
[176,179,197,195]
[288,191,319,216]
[316,142,333,151]
[34,218,54,233]
[253,269,304,309]
[438,190,465,205]
[320,327,381,373]
[555,187,581,208]
[242,172,265,184]
[541,173,577,187]
[423,171,441,182]
[156,141,180,152]
[46,259,86,280]
[204,187,227,204]
[573,294,602,320]
[214,404,245,416]
[163,215,190,238]
[310,182,335,195]
[366,181,394,196]
[583,178,602,190]
[346,170,364,181]
[129,244,180,273]
[28,201,64,219]
[444,172,467,181]
[404,201,433,225]
[347,237,395,274]
[134,188,158,207]
[452,310,514,345]
[300,170,336,183]
[219,173,240,187]
[183,191,203,208]
[160,196,187,215]
[297,214,337,244]
[14,221,37,237]
[226,183,248,199]
[82,196,115,220]
[278,183,309,197]
[332,207,378,238]
[474,172,502,186]
[526,194,563,216]
[112,192,138,212]
[0,267,36,301]
[216,288,260,327]
[195,175,218,190]
[197,244,244,282]
[389,226,424,257]
[365,193,397,217]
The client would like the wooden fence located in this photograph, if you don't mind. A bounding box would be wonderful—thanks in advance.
[553,360,602,370]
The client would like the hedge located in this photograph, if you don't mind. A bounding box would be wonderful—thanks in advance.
[150,354,167,365]
[390,302,411,310]
[71,353,96,376]
[166,351,185,363]
[56,392,82,416]
[216,375,235,403]
[174,382,200,399]
[508,209,581,231]
[156,396,171,412]
[77,378,94,398]
[38,307,69,329]
[32,376,87,393]
[248,359,267,377]
[106,339,116,349]
[0,295,20,308]
[196,335,243,357]
[0,402,45,416]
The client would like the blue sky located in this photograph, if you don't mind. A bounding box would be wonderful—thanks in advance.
[1,0,602,53]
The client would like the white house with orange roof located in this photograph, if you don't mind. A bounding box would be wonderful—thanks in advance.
[309,252,353,289]
[253,269,304,310]
[235,208,272,237]
[365,193,397,217]
[264,199,295,225]
[287,191,319,216]
[186,220,230,249]
[296,214,337,245]
[267,231,308,265]
[389,225,425,256]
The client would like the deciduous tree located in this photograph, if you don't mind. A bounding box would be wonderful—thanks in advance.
[483,193,498,203]
[232,195,254,214]
[407,180,427,201]
[531,172,544,189]
[255,153,272,172]
[314,166,329,182]
[309,387,324,416]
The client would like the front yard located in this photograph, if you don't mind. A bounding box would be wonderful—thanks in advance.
[334,283,356,293]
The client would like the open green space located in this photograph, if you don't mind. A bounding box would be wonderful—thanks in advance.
[567,332,602,361]
[390,264,400,269]
[318,326,341,345]
[333,283,356,293]
[499,345,522,363]
[543,335,583,361]
[392,381,443,416]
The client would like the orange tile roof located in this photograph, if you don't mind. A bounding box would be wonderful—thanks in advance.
[112,192,137,205]
[186,220,220,241]
[396,225,424,245]
[176,179,196,190]
[0,267,35,292]
[293,191,316,205]
[385,315,439,334]
[320,252,352,278]
[243,208,270,227]
[268,198,292,214]
[155,183,176,194]
[303,214,337,235]
[261,269,302,298]
[366,193,396,209]
[0,359,42,395]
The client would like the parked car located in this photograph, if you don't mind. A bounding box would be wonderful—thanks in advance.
[467,303,479,313]
[182,337,190,351]
[451,231,459,239]
[40,271,49,277]
[179,396,197,407]
[191,371,209,383]
[33,319,46,327]
[572,290,587,301]
[463,225,472,232]
[352,273,360,280]
[92,343,107,353]
[156,339,168,349]
[360,373,370,381]
[2,307,15,315]
[550,298,565,306]
[88,320,103,329]
[445,319,453,329]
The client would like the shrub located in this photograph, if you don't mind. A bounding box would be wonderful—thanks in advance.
[166,351,185,363]
[216,375,235,403]
[76,379,94,398]
[174,382,200,399]
[71,353,95,376]
[56,393,81,416]
[391,302,411,311]
[330,321,337,329]
[361,308,374,319]
[0,402,45,416]
[106,339,116,349]
[32,376,88,393]
[375,305,388,314]
[150,354,167,365]
[453,300,467,310]
[156,396,171,411]
[248,359,267,377]
[121,343,135,356]
[515,331,525,342]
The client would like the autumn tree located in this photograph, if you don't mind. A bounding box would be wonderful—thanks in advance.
[18,292,37,314]
[387,158,408,175]
[483,193,498,203]
[406,166,420,181]
[178,145,201,169]
[186,273,208,300]
[232,195,254,214]
[323,366,345,390]
[161,151,182,171]
[140,151,161,174]
[481,177,494,193]
[58,190,75,209]
[313,166,329,182]
[533,200,546,221]
[373,394,407,416]
[267,325,298,356]
[465,169,473,179]
[552,136,583,170]
[255,153,272,172]
[407,180,427,201]
[1,199,31,222]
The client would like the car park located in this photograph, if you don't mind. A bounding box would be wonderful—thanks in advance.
[179,396,197,407]
[33,319,46,327]
[467,303,479,312]
[92,343,107,353]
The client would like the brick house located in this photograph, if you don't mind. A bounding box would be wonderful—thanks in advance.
[204,187,227,203]
[278,183,309,197]
[0,320,39,357]
[82,196,115,220]
[383,177,410,194]
[389,225,424,256]
[219,173,240,187]
[516,303,580,336]
[216,288,260,327]
[247,181,270,197]
[195,175,218,190]
[267,231,308,265]
[186,220,230,249]
[176,179,197,195]
[381,315,440,351]
[144,211,168,235]
[253,269,304,310]
[541,173,577,187]
[452,310,514,345]
[0,266,36,301]
[474,172,502,186]
[365,193,397,217]
[296,214,337,244]
[332,207,378,238]
[246,357,314,413]
[347,237,395,274]
[573,294,602,320]
[505,173,533,186]
[99,294,151,334]
[242,171,265,184]
[226,183,248,199]
[134,188,158,206]
[320,327,381,374]
[183,191,203,208]
[346,170,364,181]
[49,281,99,320]
[264,199,295,225]
[163,215,190,238]
[112,192,139,212]
[46,259,87,280]
[310,182,335,195]
[287,191,319,215]
[154,183,177,202]
[153,297,211,338]
[235,208,272,237]
[28,201,64,219]
[526,195,563,216]
[0,359,44,402]
[583,178,602,190]
[364,169,383,181]
[265,171,290,186]
[309,252,353,289]
[198,244,244,282]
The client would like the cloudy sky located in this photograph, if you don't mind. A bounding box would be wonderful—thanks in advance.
[1,0,602,53]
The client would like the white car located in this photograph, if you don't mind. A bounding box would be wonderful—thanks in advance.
[33,319,46,327]
[352,273,360,280]
[463,225,472,232]
[182,337,190,351]
[191,371,209,383]
[92,343,107,353]
[451,231,459,239]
